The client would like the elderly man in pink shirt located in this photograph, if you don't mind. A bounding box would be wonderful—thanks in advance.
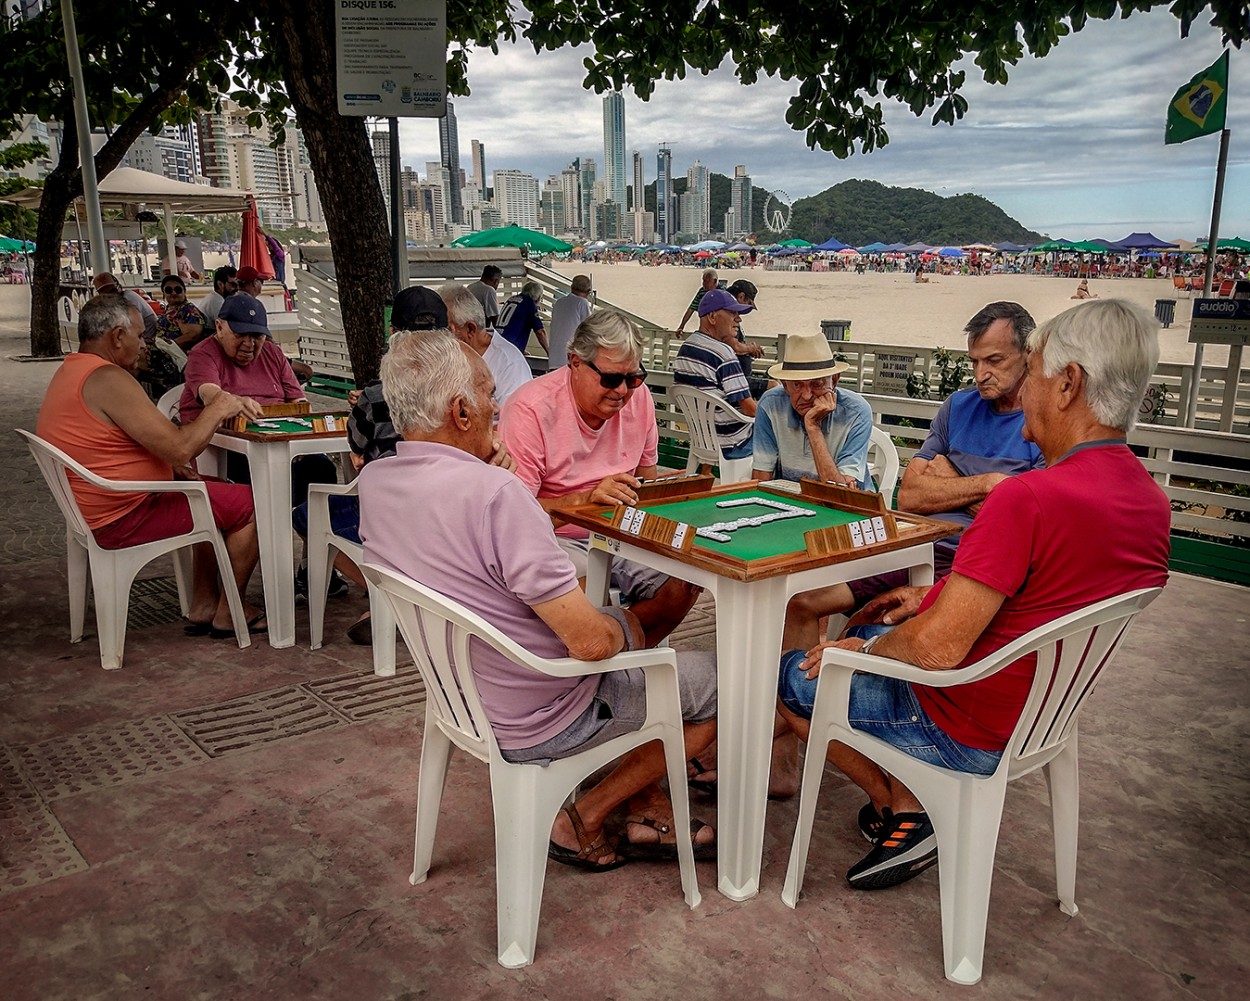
[499,310,702,645]
[359,330,717,868]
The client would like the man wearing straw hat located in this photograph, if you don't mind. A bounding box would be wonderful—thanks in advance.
[750,329,873,491]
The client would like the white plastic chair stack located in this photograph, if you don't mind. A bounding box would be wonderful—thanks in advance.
[306,480,396,677]
[361,562,700,968]
[670,384,756,483]
[17,428,252,669]
[783,587,1162,985]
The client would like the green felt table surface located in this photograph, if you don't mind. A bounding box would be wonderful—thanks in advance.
[241,414,348,434]
[617,489,866,561]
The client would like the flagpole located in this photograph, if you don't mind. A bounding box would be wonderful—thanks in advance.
[1184,127,1231,427]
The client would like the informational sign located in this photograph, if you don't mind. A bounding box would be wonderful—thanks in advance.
[1189,298,1250,346]
[335,0,447,117]
[872,351,918,396]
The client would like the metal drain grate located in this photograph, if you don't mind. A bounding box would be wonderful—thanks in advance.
[125,576,184,629]
[304,670,426,722]
[0,747,88,894]
[15,717,209,801]
[171,686,349,757]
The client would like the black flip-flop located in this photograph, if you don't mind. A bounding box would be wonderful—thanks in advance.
[620,816,717,862]
[183,621,213,636]
[688,757,717,796]
[209,613,267,639]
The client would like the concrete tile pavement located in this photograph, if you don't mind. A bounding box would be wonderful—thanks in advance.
[2,284,1249,999]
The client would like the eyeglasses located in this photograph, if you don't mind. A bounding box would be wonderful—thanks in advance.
[162,286,184,295]
[584,359,647,390]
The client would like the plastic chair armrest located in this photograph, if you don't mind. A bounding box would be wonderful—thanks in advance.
[524,645,679,680]
[818,646,1013,689]
[307,480,359,499]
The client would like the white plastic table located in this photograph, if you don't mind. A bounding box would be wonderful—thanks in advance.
[579,520,938,901]
[201,429,350,649]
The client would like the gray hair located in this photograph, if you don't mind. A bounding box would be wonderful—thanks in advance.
[521,281,542,303]
[568,309,644,365]
[570,274,592,294]
[438,282,487,329]
[1027,299,1159,432]
[79,296,136,343]
[380,329,475,435]
[702,268,718,283]
[965,301,1035,352]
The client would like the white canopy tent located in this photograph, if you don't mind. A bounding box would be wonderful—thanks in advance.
[2,167,253,278]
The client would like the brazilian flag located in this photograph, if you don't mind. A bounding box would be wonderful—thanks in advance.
[1165,51,1229,145]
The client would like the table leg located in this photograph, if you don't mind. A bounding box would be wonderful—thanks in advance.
[713,576,788,901]
[248,444,297,648]
[909,544,935,587]
[584,542,613,607]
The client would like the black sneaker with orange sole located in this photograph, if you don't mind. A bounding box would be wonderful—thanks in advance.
[846,811,937,890]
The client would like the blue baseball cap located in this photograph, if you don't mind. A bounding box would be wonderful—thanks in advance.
[698,288,753,317]
[217,292,269,335]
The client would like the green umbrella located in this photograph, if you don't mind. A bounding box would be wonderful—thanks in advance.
[1067,240,1109,254]
[777,238,813,248]
[0,236,34,252]
[1210,236,1250,252]
[1030,239,1075,252]
[451,225,573,253]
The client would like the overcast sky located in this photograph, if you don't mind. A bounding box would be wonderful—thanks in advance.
[396,9,1250,241]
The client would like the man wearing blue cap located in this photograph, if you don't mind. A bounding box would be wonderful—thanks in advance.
[673,288,758,460]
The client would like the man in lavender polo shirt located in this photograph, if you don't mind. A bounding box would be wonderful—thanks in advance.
[359,330,717,869]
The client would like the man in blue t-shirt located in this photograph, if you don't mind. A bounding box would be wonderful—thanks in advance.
[785,301,1043,648]
[496,281,546,353]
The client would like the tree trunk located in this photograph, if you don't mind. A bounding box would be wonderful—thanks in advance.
[27,111,80,357]
[263,0,393,386]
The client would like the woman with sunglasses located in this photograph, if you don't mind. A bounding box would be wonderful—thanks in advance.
[155,276,209,351]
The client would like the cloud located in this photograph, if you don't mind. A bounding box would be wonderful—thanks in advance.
[399,10,1249,239]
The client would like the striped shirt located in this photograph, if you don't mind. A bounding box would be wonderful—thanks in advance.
[672,331,753,450]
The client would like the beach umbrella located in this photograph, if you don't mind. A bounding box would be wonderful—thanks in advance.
[859,242,890,253]
[813,235,849,252]
[898,242,929,253]
[1066,240,1109,254]
[1215,237,1250,251]
[693,250,714,259]
[778,238,813,248]
[837,247,861,256]
[726,241,753,251]
[239,197,275,280]
[961,243,995,252]
[452,224,573,253]
[937,247,965,257]
[0,236,34,252]
[1031,239,1076,253]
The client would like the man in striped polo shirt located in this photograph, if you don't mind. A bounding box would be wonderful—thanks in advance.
[672,288,758,461]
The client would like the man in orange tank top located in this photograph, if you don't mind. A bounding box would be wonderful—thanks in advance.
[36,296,267,637]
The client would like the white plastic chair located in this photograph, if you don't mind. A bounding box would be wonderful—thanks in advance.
[361,562,700,968]
[17,428,252,669]
[867,425,900,502]
[156,384,183,423]
[307,480,396,677]
[671,384,756,483]
[783,587,1162,985]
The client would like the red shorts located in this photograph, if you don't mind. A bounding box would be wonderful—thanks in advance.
[92,481,254,550]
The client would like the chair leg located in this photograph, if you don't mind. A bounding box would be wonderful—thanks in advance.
[781,727,832,908]
[927,779,1009,986]
[659,720,702,909]
[1046,736,1081,917]
[309,539,333,651]
[367,583,397,678]
[90,553,135,671]
[210,535,251,651]
[411,719,453,886]
[170,547,193,618]
[67,535,89,644]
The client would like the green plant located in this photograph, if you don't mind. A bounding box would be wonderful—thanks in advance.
[934,348,971,398]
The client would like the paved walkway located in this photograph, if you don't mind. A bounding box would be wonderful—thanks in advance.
[2,284,1248,1000]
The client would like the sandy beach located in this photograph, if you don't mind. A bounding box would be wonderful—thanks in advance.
[548,261,1227,368]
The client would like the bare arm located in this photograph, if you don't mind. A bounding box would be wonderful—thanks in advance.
[85,366,257,468]
[895,455,1010,514]
[676,306,695,332]
[804,394,853,486]
[535,472,643,518]
[168,317,207,350]
[737,396,758,418]
[532,587,644,661]
[535,328,549,353]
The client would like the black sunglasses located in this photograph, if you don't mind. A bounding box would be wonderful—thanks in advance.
[584,359,647,390]
[162,285,184,294]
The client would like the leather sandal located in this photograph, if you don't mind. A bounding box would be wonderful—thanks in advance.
[547,803,629,872]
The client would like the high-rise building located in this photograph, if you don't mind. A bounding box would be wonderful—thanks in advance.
[631,150,645,212]
[577,157,596,235]
[559,165,581,231]
[470,139,486,198]
[683,160,710,239]
[439,101,463,226]
[729,164,753,239]
[493,169,540,230]
[369,127,392,217]
[602,92,627,212]
[196,98,295,227]
[541,176,566,235]
[656,144,674,244]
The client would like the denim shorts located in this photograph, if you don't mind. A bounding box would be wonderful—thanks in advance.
[292,494,361,545]
[721,432,754,460]
[777,646,1002,777]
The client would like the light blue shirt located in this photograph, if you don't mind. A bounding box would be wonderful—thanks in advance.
[751,385,873,489]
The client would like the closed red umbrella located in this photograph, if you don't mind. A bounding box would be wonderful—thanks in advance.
[240,197,275,280]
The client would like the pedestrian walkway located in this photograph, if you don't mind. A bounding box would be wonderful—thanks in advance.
[2,285,1247,1000]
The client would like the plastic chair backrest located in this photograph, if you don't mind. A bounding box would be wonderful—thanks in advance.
[1218,279,1235,297]
[996,587,1162,775]
[1172,275,1187,292]
[364,563,580,763]
[867,426,900,501]
[17,429,93,540]
[57,296,79,325]
[156,385,184,422]
[671,385,754,466]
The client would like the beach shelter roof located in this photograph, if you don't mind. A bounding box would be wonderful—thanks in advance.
[686,240,727,251]
[778,238,813,247]
[858,242,890,253]
[1068,240,1110,253]
[1031,239,1076,252]
[1112,232,1179,251]
[452,224,572,253]
[726,241,753,251]
[898,242,929,253]
[812,235,849,252]
[0,166,252,213]
[994,241,1031,253]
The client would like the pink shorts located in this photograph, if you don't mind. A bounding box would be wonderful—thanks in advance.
[92,481,254,550]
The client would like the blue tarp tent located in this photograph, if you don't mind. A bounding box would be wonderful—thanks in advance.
[812,236,849,252]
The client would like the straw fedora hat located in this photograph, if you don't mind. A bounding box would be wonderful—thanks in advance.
[768,330,852,380]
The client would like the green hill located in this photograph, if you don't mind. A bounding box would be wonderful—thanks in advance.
[788,179,1045,246]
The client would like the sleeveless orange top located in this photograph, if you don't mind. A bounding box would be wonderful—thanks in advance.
[35,353,171,530]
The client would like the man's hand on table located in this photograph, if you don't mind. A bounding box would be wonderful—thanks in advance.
[588,472,641,507]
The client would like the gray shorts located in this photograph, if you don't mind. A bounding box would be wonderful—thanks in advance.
[558,536,669,605]
[500,649,717,765]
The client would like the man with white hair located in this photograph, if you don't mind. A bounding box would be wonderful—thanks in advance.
[676,268,720,333]
[545,274,593,371]
[359,330,717,867]
[501,309,701,644]
[777,299,1171,891]
[439,282,532,409]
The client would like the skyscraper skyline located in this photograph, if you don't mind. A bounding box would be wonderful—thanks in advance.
[602,91,627,212]
[470,139,486,199]
[656,143,673,243]
[438,101,463,226]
